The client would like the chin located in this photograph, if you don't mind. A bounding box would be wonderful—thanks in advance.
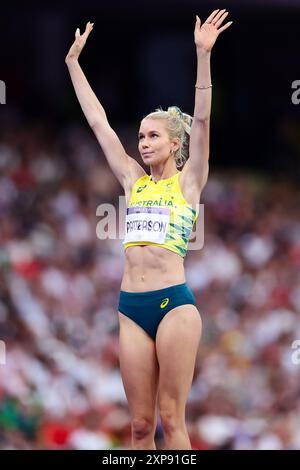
[143,157,155,165]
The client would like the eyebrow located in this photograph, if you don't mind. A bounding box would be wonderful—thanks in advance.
[138,130,160,136]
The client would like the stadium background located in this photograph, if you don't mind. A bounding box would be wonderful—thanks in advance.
[0,0,300,449]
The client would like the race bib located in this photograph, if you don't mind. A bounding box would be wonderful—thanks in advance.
[123,206,170,244]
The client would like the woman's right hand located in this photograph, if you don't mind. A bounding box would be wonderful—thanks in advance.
[65,21,94,63]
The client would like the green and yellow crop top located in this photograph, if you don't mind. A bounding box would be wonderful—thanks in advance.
[123,172,198,258]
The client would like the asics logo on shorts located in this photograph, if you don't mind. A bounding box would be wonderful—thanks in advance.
[160,298,170,309]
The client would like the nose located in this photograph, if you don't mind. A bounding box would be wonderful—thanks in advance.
[141,139,149,149]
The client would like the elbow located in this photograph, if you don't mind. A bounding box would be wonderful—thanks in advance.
[90,116,107,130]
[193,115,210,124]
[90,108,108,130]
[65,56,77,67]
[90,120,99,130]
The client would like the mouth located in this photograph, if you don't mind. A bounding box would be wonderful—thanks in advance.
[142,152,154,157]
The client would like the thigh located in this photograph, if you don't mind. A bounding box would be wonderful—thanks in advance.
[118,312,159,419]
[156,305,202,407]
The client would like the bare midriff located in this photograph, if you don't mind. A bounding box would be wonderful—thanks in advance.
[121,245,185,292]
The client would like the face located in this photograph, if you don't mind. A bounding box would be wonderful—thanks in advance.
[138,118,178,166]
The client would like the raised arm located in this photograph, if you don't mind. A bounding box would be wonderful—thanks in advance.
[65,22,145,190]
[181,10,232,192]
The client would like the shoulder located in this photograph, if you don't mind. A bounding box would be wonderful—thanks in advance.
[178,163,203,207]
[124,157,147,191]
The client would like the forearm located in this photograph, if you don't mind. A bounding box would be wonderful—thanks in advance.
[66,58,107,127]
[193,49,212,121]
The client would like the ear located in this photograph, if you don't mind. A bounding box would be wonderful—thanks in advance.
[171,137,181,152]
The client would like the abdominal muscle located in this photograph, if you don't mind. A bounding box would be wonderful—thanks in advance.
[120,245,185,292]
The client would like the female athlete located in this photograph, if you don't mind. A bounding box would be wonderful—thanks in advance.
[66,9,232,449]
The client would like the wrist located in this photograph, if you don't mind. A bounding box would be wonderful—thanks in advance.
[196,47,211,57]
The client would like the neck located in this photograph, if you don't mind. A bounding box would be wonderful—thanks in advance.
[150,161,178,183]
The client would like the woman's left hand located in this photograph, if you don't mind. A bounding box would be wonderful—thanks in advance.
[194,9,232,52]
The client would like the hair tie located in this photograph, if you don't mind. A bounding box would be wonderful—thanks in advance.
[167,106,183,120]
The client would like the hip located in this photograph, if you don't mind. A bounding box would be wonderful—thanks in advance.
[119,282,196,311]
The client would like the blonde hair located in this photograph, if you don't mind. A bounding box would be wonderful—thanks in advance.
[144,106,192,168]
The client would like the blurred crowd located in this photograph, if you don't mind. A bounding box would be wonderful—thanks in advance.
[0,121,300,449]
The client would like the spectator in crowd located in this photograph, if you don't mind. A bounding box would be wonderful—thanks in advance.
[1,119,300,449]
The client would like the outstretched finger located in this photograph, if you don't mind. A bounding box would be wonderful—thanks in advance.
[211,9,227,25]
[215,11,229,28]
[84,21,94,36]
[205,9,220,24]
[218,21,233,34]
[75,28,80,39]
[194,15,201,31]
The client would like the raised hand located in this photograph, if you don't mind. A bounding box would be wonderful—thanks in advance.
[194,9,232,52]
[65,21,94,62]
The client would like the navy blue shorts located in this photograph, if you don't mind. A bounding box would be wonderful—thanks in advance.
[118,282,196,340]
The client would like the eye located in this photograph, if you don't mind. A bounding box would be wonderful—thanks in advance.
[151,133,159,138]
